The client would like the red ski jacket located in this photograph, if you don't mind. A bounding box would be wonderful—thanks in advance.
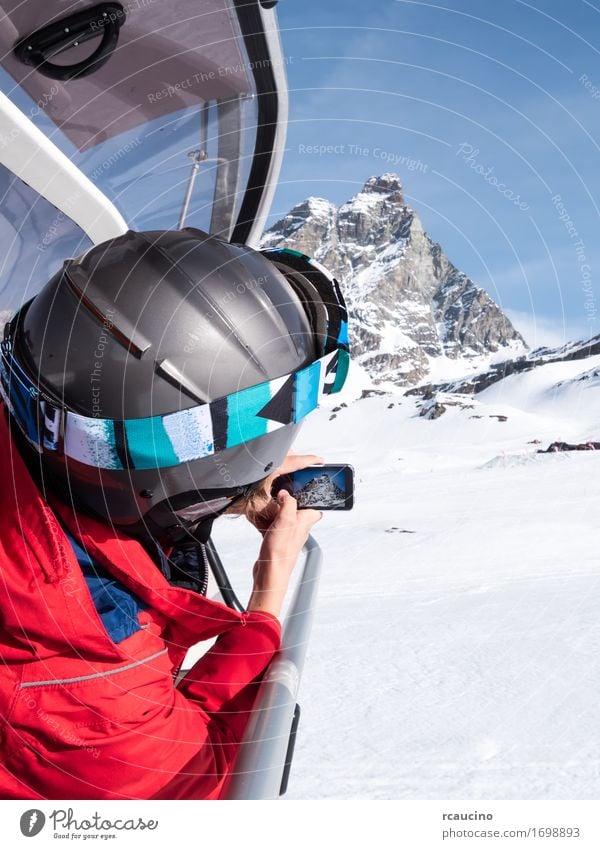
[0,408,280,800]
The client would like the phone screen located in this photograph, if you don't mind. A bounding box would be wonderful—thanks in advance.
[272,465,354,510]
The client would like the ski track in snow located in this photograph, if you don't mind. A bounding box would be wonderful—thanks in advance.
[212,359,600,799]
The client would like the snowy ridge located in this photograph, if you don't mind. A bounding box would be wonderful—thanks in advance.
[418,331,600,399]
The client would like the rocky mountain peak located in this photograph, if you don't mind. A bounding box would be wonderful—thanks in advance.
[303,196,336,217]
[296,474,346,508]
[362,172,405,201]
[262,175,526,386]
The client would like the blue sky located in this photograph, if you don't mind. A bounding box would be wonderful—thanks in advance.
[291,467,347,492]
[269,0,600,347]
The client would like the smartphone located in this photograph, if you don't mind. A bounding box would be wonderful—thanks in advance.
[271,464,354,510]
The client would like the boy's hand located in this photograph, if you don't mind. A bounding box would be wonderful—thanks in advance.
[247,489,322,617]
[249,451,323,535]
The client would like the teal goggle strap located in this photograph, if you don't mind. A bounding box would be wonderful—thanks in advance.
[0,340,350,472]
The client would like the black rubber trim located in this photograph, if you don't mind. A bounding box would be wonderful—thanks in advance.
[204,537,246,612]
[230,0,280,245]
[279,703,301,796]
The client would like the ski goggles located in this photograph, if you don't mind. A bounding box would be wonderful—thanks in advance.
[261,247,349,358]
[1,254,349,472]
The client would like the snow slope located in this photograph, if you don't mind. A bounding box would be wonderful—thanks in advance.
[212,356,600,799]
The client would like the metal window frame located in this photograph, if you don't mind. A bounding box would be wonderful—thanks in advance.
[230,0,289,247]
[220,535,323,799]
[0,90,128,245]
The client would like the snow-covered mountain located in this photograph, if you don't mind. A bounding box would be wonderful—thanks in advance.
[262,174,526,386]
[295,473,346,508]
[405,331,600,422]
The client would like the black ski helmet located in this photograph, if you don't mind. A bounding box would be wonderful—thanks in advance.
[1,229,349,537]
